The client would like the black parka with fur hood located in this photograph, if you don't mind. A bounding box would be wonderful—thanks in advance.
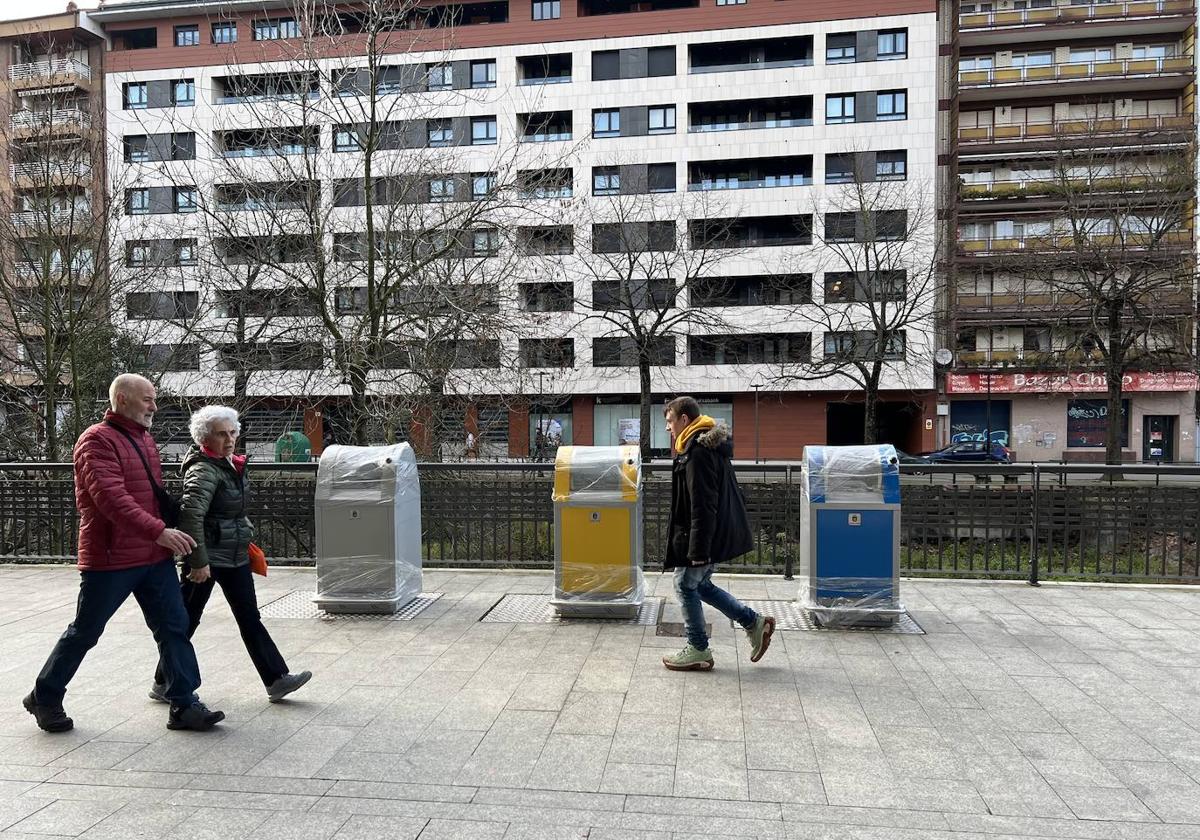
[664,423,754,570]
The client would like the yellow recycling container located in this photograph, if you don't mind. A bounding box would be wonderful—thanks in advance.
[552,445,644,618]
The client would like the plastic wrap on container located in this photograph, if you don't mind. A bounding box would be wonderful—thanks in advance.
[796,576,904,625]
[802,444,901,505]
[552,445,644,616]
[551,445,640,503]
[314,443,422,613]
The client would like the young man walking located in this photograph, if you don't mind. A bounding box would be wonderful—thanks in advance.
[661,396,775,671]
[23,374,225,733]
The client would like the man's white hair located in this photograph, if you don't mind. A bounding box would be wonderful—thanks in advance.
[108,373,153,410]
[189,405,241,446]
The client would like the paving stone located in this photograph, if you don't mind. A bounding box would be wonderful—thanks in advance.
[599,763,674,796]
[526,734,610,793]
[747,770,826,805]
[329,814,428,840]
[672,740,748,800]
[9,798,125,836]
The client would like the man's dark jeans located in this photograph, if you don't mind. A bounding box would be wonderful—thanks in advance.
[154,563,287,689]
[35,558,201,707]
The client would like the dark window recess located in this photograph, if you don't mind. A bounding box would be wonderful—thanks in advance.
[647,163,676,193]
[470,59,497,88]
[826,32,856,63]
[688,156,812,190]
[217,289,319,317]
[689,334,811,364]
[520,110,572,141]
[593,166,620,195]
[593,336,675,367]
[823,330,906,361]
[217,126,318,157]
[518,53,572,84]
[215,235,311,265]
[689,36,813,73]
[520,282,574,312]
[877,150,907,180]
[593,279,677,310]
[517,168,573,199]
[518,225,574,256]
[217,181,319,211]
[520,338,575,368]
[404,2,509,27]
[825,150,907,183]
[690,215,812,249]
[127,291,199,320]
[579,0,698,15]
[136,344,200,370]
[1067,399,1130,448]
[824,210,907,243]
[216,72,318,103]
[220,342,323,371]
[691,274,812,306]
[823,271,906,302]
[114,28,157,50]
[688,96,813,132]
[592,221,676,253]
[212,21,237,43]
[592,46,675,80]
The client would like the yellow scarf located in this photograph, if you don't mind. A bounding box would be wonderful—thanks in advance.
[674,415,716,454]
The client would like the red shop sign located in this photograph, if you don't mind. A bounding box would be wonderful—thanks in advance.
[945,371,1199,394]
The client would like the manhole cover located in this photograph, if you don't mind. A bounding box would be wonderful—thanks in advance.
[260,590,443,621]
[481,593,663,625]
[738,600,925,634]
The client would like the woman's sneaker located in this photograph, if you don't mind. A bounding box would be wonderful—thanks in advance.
[662,644,715,671]
[267,671,312,702]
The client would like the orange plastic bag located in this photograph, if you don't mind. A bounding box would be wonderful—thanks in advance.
[248,542,267,577]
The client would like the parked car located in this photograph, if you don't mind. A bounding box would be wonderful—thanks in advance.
[925,440,1012,464]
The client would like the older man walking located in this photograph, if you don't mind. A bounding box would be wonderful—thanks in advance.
[23,374,225,733]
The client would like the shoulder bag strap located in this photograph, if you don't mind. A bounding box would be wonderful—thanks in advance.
[104,420,160,489]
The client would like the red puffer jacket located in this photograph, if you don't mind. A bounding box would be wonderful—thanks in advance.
[74,410,169,571]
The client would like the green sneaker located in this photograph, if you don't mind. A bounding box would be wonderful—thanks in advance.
[747,615,776,663]
[662,644,715,672]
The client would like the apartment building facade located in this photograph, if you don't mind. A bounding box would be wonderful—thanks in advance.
[86,0,942,459]
[949,0,1199,462]
[0,10,108,459]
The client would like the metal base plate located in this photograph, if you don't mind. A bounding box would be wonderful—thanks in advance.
[738,600,925,634]
[482,593,663,625]
[261,590,443,621]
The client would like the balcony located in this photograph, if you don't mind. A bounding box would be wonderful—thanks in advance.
[957,229,1191,256]
[954,348,1102,368]
[9,58,93,90]
[9,161,92,187]
[959,57,1193,101]
[10,109,92,138]
[961,0,1194,34]
[957,114,1193,148]
[10,207,90,230]
[954,288,1194,316]
[959,174,1163,203]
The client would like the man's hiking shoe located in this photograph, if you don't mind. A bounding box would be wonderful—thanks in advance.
[662,644,715,672]
[148,683,168,704]
[747,615,776,663]
[167,702,224,732]
[267,671,312,702]
[23,692,73,733]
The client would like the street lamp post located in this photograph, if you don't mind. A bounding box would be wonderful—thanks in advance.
[750,376,765,463]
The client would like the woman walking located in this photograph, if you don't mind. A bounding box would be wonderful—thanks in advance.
[150,406,310,703]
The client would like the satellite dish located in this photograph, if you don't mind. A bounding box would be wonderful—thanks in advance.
[934,348,953,366]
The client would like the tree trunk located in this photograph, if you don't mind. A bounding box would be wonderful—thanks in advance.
[862,371,881,445]
[638,355,653,459]
[1105,304,1125,467]
[347,363,370,446]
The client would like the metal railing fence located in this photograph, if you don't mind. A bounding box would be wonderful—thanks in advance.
[3,461,1200,584]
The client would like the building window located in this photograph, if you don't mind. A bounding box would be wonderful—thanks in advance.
[172,79,195,106]
[877,90,907,121]
[826,94,855,124]
[127,189,150,215]
[648,105,676,134]
[824,330,906,360]
[878,29,907,60]
[471,116,498,145]
[176,239,197,265]
[876,150,907,180]
[647,163,676,193]
[124,136,149,163]
[593,166,620,195]
[593,109,620,137]
[826,33,856,63]
[126,241,151,266]
[428,119,453,146]
[334,128,361,152]
[533,0,561,17]
[253,18,300,41]
[430,177,455,202]
[174,25,200,47]
[1067,399,1129,448]
[472,172,496,200]
[470,60,497,88]
[427,63,453,90]
[174,187,198,213]
[825,153,854,183]
[472,229,500,257]
[212,21,237,43]
[123,83,148,110]
[716,0,748,5]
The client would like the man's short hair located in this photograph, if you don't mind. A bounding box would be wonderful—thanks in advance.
[664,396,702,422]
[108,373,152,410]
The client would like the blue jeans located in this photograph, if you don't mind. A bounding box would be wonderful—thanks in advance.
[674,563,758,651]
[36,559,201,707]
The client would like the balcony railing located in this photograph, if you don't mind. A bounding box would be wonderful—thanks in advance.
[955,289,1194,311]
[11,207,90,228]
[955,349,1102,367]
[959,174,1159,197]
[10,109,91,133]
[688,117,813,133]
[961,0,1194,30]
[958,114,1191,143]
[688,176,813,191]
[957,229,1192,254]
[9,58,92,83]
[960,56,1193,87]
[9,161,92,182]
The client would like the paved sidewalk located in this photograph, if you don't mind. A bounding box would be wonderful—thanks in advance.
[4,565,1200,839]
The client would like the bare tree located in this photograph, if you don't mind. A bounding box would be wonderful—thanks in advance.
[773,170,940,444]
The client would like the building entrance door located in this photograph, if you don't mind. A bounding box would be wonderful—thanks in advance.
[1142,415,1176,462]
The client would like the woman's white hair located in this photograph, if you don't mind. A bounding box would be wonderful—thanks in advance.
[189,405,241,446]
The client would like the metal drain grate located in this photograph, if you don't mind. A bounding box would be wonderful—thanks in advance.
[481,593,663,625]
[738,600,925,635]
[260,590,443,621]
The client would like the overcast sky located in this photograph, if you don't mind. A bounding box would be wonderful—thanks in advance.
[1,1,102,22]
